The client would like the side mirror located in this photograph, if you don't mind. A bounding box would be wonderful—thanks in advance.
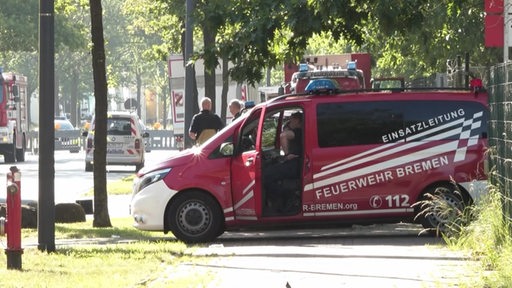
[219,142,234,156]
[143,132,149,138]
[82,131,88,137]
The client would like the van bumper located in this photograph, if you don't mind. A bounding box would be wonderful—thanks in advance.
[460,180,488,204]
[131,180,176,231]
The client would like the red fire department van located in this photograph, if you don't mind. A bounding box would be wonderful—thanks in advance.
[130,80,489,243]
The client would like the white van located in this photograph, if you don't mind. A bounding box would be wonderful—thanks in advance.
[83,111,148,172]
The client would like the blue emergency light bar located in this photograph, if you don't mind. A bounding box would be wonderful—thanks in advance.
[244,101,255,108]
[347,61,357,70]
[298,63,309,72]
[304,78,340,94]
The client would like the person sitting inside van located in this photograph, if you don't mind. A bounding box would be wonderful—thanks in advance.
[263,111,303,211]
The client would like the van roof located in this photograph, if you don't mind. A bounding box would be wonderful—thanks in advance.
[271,85,486,102]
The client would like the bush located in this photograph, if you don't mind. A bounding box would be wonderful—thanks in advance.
[55,203,86,223]
[0,203,37,228]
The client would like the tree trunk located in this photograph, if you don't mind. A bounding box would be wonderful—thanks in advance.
[136,70,142,118]
[71,68,78,126]
[55,72,60,116]
[89,0,111,227]
[202,23,217,112]
[221,58,229,121]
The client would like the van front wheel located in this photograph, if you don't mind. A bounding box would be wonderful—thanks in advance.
[167,191,224,243]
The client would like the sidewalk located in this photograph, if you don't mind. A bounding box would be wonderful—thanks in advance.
[18,220,481,287]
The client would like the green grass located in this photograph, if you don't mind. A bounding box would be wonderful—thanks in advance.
[20,217,159,239]
[0,218,214,288]
[444,185,512,287]
[84,175,135,196]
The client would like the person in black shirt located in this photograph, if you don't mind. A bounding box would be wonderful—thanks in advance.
[263,112,303,211]
[188,97,224,145]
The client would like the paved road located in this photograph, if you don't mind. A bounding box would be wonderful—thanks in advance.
[0,149,179,216]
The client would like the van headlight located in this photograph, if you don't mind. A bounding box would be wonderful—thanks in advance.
[134,168,171,194]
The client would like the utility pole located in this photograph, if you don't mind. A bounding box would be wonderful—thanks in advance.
[505,0,510,63]
[38,0,56,252]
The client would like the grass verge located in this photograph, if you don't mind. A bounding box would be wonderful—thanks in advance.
[84,175,135,196]
[0,218,214,288]
[444,185,512,287]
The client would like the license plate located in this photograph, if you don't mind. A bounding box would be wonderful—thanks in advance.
[107,143,123,148]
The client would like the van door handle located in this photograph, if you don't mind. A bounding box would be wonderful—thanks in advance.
[245,157,254,166]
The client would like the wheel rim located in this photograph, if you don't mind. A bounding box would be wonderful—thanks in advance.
[177,200,211,236]
[425,188,464,229]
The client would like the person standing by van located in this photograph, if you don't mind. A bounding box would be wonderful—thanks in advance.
[189,97,224,145]
[229,99,243,120]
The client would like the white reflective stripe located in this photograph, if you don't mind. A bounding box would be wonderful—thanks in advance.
[454,112,483,162]
[236,216,258,220]
[130,118,136,136]
[243,179,255,195]
[306,142,458,192]
[308,111,485,192]
[234,190,254,210]
[316,124,465,180]
[321,117,465,172]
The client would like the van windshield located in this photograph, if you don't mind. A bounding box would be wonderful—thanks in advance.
[107,118,132,135]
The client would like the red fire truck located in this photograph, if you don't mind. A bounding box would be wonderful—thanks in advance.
[0,70,28,163]
[284,53,372,94]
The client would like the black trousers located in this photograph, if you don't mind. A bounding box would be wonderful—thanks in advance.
[263,158,300,200]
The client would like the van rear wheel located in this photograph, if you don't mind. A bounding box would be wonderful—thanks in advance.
[417,183,468,235]
[167,191,224,243]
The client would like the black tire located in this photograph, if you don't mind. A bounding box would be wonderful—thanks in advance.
[417,183,469,235]
[85,162,93,172]
[166,191,224,243]
[135,162,144,172]
[4,143,16,163]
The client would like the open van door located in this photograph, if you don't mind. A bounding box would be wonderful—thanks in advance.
[230,108,264,221]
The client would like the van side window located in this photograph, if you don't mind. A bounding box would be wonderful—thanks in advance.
[238,110,262,153]
[317,102,402,147]
[317,101,488,147]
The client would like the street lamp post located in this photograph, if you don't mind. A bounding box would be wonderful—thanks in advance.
[184,0,196,149]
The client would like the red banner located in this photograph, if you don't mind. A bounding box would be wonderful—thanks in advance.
[485,14,504,47]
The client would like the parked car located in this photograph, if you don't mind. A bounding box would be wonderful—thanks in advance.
[83,111,149,172]
[54,118,81,153]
